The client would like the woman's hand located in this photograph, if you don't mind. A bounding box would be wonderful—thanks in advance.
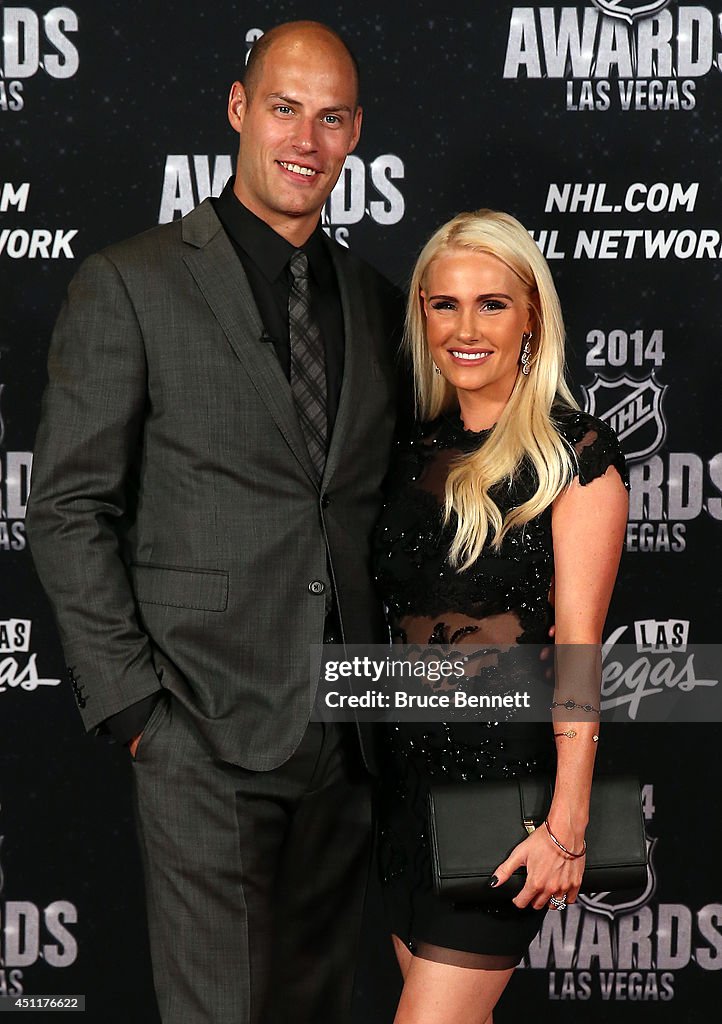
[491,825,585,910]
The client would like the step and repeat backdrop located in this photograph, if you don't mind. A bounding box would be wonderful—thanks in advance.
[2,2,721,1021]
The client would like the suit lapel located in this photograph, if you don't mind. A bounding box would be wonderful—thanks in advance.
[181,200,317,484]
[322,244,372,490]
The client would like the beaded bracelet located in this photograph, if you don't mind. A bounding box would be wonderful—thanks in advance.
[544,819,587,859]
[550,699,600,714]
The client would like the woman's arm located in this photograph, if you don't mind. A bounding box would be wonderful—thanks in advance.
[491,462,628,909]
[544,463,628,877]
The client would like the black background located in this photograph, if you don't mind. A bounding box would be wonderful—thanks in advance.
[2,2,721,1020]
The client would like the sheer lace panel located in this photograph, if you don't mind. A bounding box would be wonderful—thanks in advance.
[568,421,629,489]
[397,610,524,647]
[411,939,520,971]
[574,426,599,454]
[416,442,462,503]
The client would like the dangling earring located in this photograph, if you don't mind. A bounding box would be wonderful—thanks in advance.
[433,364,441,376]
[520,332,533,376]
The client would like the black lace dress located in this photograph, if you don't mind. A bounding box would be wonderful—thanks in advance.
[372,405,627,969]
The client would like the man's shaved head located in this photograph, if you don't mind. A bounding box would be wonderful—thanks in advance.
[227,17,363,244]
[243,21,360,106]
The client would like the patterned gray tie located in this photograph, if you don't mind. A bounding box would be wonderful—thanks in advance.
[288,249,327,479]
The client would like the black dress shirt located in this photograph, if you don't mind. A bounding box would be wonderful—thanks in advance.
[104,181,346,745]
[213,178,345,429]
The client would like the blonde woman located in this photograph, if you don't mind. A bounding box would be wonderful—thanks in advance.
[372,210,629,1023]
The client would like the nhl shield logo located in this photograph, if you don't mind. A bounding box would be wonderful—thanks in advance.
[578,836,658,920]
[591,0,672,24]
[582,372,667,462]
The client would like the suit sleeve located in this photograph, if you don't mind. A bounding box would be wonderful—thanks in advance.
[26,251,163,733]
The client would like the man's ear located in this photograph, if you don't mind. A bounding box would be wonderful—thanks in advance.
[227,81,248,134]
[347,106,363,154]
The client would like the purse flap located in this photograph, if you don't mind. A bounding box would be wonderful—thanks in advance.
[429,778,551,879]
[586,776,647,867]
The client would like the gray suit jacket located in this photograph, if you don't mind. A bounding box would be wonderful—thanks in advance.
[26,199,400,770]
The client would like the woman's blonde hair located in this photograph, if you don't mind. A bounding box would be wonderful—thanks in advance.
[404,209,579,570]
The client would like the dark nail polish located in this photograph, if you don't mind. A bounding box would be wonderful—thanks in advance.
[489,875,499,887]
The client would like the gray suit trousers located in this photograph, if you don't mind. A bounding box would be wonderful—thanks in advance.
[131,694,371,1023]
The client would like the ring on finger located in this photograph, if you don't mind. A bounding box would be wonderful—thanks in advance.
[549,893,567,911]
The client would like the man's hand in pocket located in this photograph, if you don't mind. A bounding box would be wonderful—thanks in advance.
[128,732,143,758]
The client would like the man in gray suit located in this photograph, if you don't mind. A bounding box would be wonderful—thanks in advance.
[27,21,401,1024]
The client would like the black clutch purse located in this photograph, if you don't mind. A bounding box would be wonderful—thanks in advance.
[428,775,647,902]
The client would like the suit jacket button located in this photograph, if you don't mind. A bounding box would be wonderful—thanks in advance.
[321,495,330,509]
[309,580,325,595]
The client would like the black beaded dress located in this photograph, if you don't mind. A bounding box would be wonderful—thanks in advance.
[372,404,627,970]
